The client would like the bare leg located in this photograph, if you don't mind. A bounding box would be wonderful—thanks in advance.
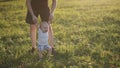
[48,24,54,48]
[30,24,37,49]
[38,50,43,59]
[48,22,56,54]
[47,48,52,57]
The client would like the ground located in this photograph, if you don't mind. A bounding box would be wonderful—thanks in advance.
[0,0,120,68]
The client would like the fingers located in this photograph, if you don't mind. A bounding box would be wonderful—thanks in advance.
[49,14,54,24]
[49,13,54,20]
[48,19,52,24]
[32,16,38,24]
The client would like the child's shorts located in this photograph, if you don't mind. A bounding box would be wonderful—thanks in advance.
[38,44,51,51]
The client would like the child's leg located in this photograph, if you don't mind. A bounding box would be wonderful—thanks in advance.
[38,45,44,58]
[38,50,43,59]
[44,45,52,57]
[47,48,52,57]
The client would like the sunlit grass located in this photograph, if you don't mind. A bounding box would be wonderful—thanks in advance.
[0,0,120,68]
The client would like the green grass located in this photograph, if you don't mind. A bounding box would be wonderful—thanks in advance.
[0,0,120,68]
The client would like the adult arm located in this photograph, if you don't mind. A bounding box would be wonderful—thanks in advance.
[49,0,57,21]
[51,0,57,14]
[26,0,37,23]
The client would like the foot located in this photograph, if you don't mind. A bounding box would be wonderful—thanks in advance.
[52,48,56,55]
[29,47,36,53]
[37,57,43,62]
[39,57,43,61]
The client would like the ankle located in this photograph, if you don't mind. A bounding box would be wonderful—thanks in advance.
[32,46,36,49]
[39,55,43,59]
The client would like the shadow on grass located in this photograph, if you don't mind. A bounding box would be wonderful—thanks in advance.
[0,49,72,68]
[0,49,40,68]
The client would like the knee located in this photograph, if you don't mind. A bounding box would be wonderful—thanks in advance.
[30,24,36,31]
[48,47,52,51]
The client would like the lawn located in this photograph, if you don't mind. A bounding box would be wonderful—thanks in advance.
[0,0,120,68]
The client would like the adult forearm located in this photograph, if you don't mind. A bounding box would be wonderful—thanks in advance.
[26,0,34,17]
[51,0,57,14]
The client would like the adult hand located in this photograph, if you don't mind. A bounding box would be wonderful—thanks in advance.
[49,13,54,22]
[32,15,38,24]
